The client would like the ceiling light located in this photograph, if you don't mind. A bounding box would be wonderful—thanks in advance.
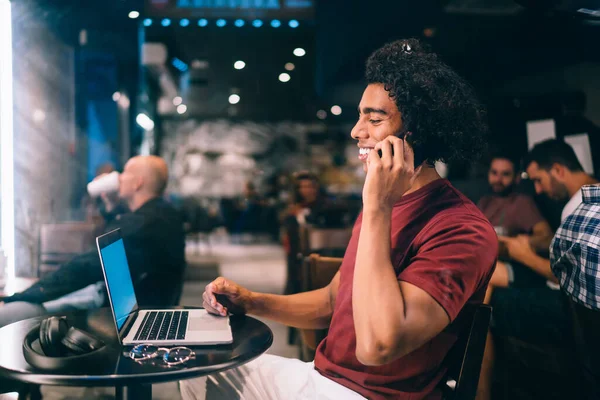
[180,19,190,27]
[331,105,342,116]
[173,96,182,106]
[289,20,299,28]
[112,92,121,102]
[316,110,327,120]
[234,60,246,70]
[143,18,152,27]
[284,62,295,71]
[279,73,291,83]
[234,19,245,27]
[128,11,140,19]
[216,19,226,27]
[177,104,187,114]
[161,18,171,27]
[229,94,241,105]
[293,48,306,57]
[252,19,263,28]
[198,19,208,27]
[271,19,281,28]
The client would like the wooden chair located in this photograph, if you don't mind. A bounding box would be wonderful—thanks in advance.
[286,225,351,345]
[442,304,492,400]
[38,222,97,277]
[298,254,343,360]
[298,225,352,257]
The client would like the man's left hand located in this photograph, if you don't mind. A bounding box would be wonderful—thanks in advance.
[499,235,534,264]
[362,136,416,212]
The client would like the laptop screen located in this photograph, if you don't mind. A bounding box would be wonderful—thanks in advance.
[100,238,138,331]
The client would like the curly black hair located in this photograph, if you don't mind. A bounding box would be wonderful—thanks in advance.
[366,38,488,164]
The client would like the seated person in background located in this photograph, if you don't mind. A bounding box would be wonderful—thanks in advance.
[0,156,185,327]
[498,140,598,285]
[282,171,326,224]
[477,140,599,400]
[181,39,497,400]
[280,171,331,295]
[477,152,553,300]
[551,183,600,310]
[232,181,264,240]
[551,184,600,400]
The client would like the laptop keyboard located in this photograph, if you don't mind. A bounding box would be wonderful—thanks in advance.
[133,311,189,341]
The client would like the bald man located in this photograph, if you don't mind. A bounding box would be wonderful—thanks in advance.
[0,156,186,326]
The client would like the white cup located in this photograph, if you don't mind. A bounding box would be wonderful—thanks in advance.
[87,171,120,198]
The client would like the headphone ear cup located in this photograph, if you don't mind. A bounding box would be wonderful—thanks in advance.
[38,318,52,356]
[39,317,69,357]
[60,327,104,355]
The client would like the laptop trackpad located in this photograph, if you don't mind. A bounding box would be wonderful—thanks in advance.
[189,313,231,332]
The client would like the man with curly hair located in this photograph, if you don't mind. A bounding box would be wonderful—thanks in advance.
[180,39,497,400]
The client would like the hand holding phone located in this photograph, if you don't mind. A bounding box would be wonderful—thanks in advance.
[377,131,425,168]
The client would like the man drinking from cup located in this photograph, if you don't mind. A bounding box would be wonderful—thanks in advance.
[0,156,186,327]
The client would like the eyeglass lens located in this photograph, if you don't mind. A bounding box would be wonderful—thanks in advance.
[163,347,194,364]
[130,344,160,359]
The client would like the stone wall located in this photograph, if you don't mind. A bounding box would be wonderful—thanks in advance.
[12,3,80,276]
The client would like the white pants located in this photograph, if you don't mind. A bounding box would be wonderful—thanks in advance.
[179,354,366,400]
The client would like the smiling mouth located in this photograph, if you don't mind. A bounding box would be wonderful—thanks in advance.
[358,148,372,161]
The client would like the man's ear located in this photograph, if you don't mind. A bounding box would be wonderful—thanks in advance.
[134,176,144,191]
[551,163,567,180]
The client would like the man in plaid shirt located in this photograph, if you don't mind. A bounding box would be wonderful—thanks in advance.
[551,184,600,310]
[550,184,600,400]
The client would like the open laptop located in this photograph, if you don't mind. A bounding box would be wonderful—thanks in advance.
[96,228,233,346]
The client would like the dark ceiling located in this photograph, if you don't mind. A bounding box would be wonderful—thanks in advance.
[16,0,600,121]
[142,0,600,121]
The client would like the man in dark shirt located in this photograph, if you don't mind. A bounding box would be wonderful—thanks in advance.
[477,153,553,299]
[0,156,185,326]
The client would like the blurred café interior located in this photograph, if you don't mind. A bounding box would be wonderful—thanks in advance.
[0,0,599,399]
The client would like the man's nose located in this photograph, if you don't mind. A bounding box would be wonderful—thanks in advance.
[351,120,368,140]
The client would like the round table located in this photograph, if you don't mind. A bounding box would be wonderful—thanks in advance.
[0,307,273,400]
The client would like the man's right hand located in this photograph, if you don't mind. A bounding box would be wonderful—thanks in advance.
[202,277,254,317]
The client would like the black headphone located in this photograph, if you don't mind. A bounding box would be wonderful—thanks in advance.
[23,316,109,370]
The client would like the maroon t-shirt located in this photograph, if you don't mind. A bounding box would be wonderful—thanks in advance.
[477,192,544,236]
[314,179,497,400]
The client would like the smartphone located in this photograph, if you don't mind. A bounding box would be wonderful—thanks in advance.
[377,132,426,168]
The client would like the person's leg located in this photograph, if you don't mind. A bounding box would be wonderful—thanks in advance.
[42,282,105,313]
[0,301,47,327]
[180,354,365,400]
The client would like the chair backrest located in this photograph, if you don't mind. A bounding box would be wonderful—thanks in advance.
[299,225,352,257]
[443,304,492,400]
[300,254,343,351]
[38,222,97,277]
[302,254,343,292]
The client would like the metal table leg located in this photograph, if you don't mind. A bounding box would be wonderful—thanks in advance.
[115,383,152,400]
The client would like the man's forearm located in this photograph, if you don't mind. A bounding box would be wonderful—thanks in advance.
[353,208,405,361]
[248,288,334,329]
[529,234,552,255]
[521,252,557,282]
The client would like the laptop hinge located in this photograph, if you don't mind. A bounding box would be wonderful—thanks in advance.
[120,310,140,341]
